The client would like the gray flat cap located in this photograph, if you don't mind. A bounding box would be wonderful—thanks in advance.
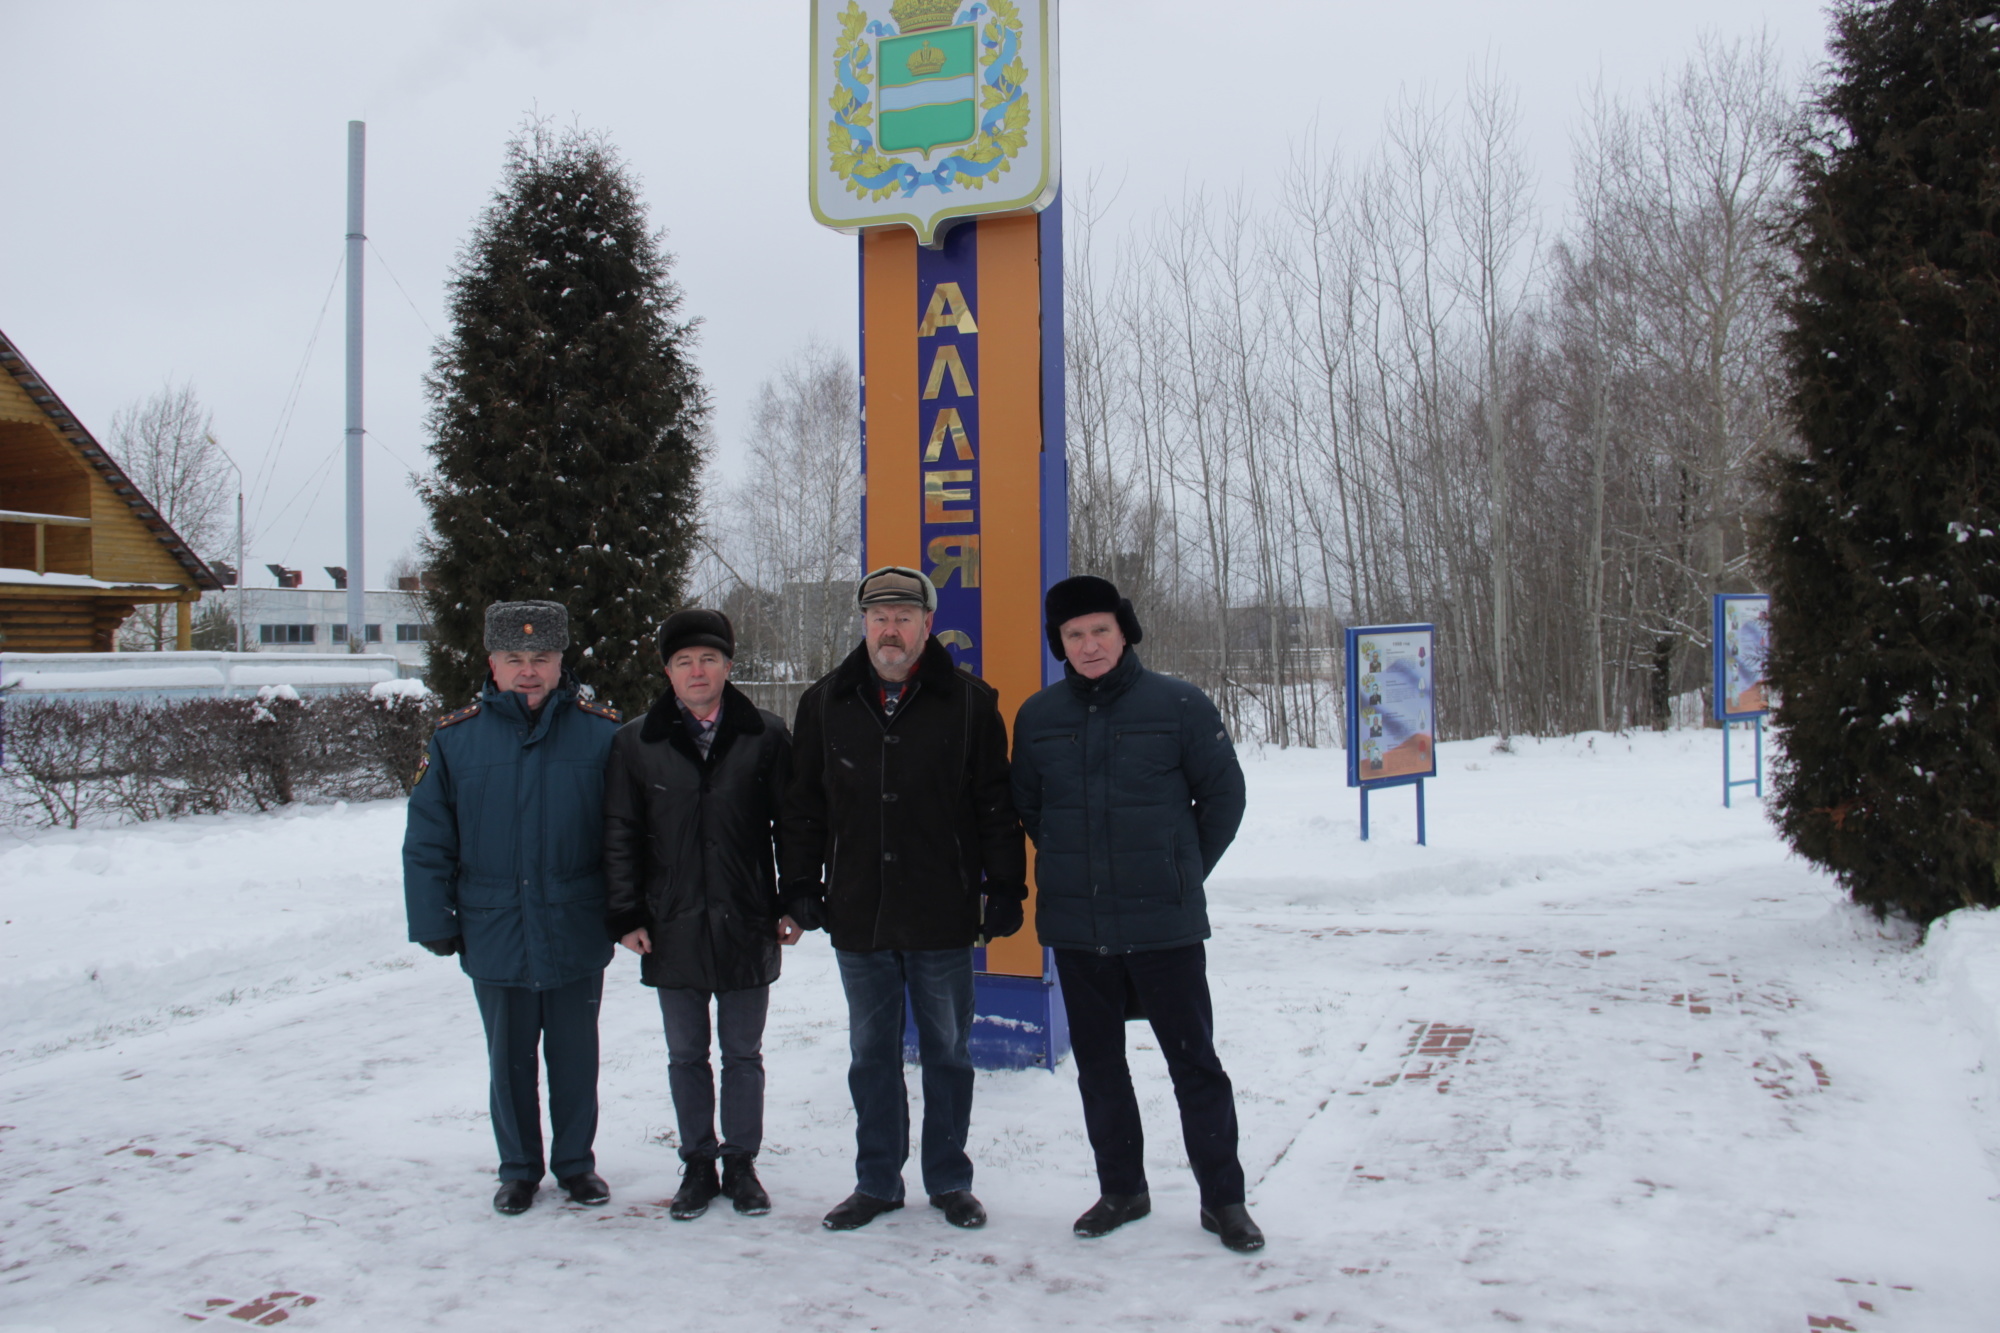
[857,565,938,613]
[485,601,569,652]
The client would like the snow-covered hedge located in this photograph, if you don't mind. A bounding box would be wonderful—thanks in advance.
[0,684,438,828]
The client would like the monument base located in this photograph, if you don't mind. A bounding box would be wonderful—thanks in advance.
[902,947,1070,1072]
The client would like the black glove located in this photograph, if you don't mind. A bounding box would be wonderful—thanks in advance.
[981,892,1025,940]
[421,936,463,957]
[782,895,826,932]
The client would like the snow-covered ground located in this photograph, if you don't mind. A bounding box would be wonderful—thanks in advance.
[3,732,1998,1331]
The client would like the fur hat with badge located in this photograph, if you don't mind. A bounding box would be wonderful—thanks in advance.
[485,600,570,652]
[1043,575,1144,661]
[657,608,735,663]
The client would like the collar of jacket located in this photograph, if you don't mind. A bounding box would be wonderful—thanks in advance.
[480,669,580,742]
[829,635,961,699]
[1064,646,1144,704]
[639,679,766,747]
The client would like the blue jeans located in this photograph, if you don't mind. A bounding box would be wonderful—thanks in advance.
[835,947,975,1201]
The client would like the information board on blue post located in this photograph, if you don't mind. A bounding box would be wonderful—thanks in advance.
[1345,624,1437,787]
[1712,595,1771,721]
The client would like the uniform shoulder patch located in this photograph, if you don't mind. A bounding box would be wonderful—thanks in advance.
[577,698,622,723]
[435,702,482,729]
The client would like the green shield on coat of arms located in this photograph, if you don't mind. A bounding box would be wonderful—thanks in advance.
[876,24,977,157]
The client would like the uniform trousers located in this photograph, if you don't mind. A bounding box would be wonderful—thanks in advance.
[1053,942,1246,1210]
[472,972,602,1183]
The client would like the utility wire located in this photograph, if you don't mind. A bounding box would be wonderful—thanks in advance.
[367,238,439,342]
[250,252,346,533]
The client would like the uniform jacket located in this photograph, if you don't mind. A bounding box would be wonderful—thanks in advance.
[403,673,622,989]
[601,682,792,992]
[1010,649,1247,954]
[780,637,1026,953]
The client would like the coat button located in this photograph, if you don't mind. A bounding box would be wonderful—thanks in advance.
[884,735,901,745]
[883,852,897,862]
[883,792,899,802]
[1088,705,1097,712]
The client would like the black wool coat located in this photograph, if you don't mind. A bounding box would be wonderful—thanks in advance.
[1010,649,1247,954]
[602,682,792,992]
[780,638,1026,953]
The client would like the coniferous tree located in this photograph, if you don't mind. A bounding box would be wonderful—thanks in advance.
[419,122,707,716]
[1762,0,2000,925]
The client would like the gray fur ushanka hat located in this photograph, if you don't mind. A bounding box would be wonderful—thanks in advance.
[485,601,570,652]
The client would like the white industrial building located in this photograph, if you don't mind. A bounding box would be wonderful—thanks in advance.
[220,569,432,672]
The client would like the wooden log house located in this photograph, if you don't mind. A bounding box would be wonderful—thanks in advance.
[0,326,221,651]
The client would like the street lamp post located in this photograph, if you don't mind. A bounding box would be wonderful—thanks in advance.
[211,437,246,653]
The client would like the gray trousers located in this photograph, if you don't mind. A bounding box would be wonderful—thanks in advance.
[656,985,769,1161]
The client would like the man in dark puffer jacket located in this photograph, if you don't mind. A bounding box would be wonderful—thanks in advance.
[1010,576,1263,1252]
[603,609,795,1221]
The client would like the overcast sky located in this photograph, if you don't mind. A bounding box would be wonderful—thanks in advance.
[1,0,1834,589]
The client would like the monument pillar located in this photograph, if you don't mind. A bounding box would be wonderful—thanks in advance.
[813,0,1067,1067]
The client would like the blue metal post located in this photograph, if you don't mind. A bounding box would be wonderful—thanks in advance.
[1723,717,1765,807]
[1359,785,1371,841]
[1723,719,1733,808]
[1416,779,1426,846]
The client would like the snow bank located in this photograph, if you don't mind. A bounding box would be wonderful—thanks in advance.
[369,677,434,702]
[1925,907,2000,1135]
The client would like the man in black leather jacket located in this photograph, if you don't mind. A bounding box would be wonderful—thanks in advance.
[603,609,796,1221]
[1010,576,1263,1253]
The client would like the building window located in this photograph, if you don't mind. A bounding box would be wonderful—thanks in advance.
[395,623,432,643]
[331,624,383,644]
[260,624,315,645]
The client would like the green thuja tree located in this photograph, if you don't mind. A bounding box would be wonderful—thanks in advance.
[1762,0,2000,926]
[419,122,707,715]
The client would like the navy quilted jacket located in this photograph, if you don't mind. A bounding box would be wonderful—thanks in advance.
[1010,650,1246,954]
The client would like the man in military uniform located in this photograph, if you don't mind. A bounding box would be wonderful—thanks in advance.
[404,600,625,1216]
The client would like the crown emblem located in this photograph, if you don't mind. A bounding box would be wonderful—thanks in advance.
[889,0,958,34]
[906,40,947,79]
[523,623,535,634]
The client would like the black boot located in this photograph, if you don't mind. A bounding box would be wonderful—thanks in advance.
[492,1180,537,1216]
[822,1191,903,1230]
[558,1171,610,1206]
[721,1154,770,1216]
[928,1189,987,1229]
[1073,1191,1150,1238]
[670,1158,721,1221]
[1200,1203,1266,1253]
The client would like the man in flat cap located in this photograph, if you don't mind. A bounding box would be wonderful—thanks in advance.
[603,609,798,1221]
[780,566,1027,1232]
[1010,576,1261,1252]
[404,600,624,1216]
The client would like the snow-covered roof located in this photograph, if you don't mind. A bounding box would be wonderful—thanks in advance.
[1,649,405,696]
[0,567,183,592]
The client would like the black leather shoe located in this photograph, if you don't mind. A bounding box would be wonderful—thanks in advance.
[928,1189,987,1229]
[1073,1191,1151,1238]
[822,1191,904,1230]
[493,1180,537,1216]
[558,1171,609,1206]
[671,1159,721,1220]
[721,1154,770,1216]
[1200,1203,1266,1253]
